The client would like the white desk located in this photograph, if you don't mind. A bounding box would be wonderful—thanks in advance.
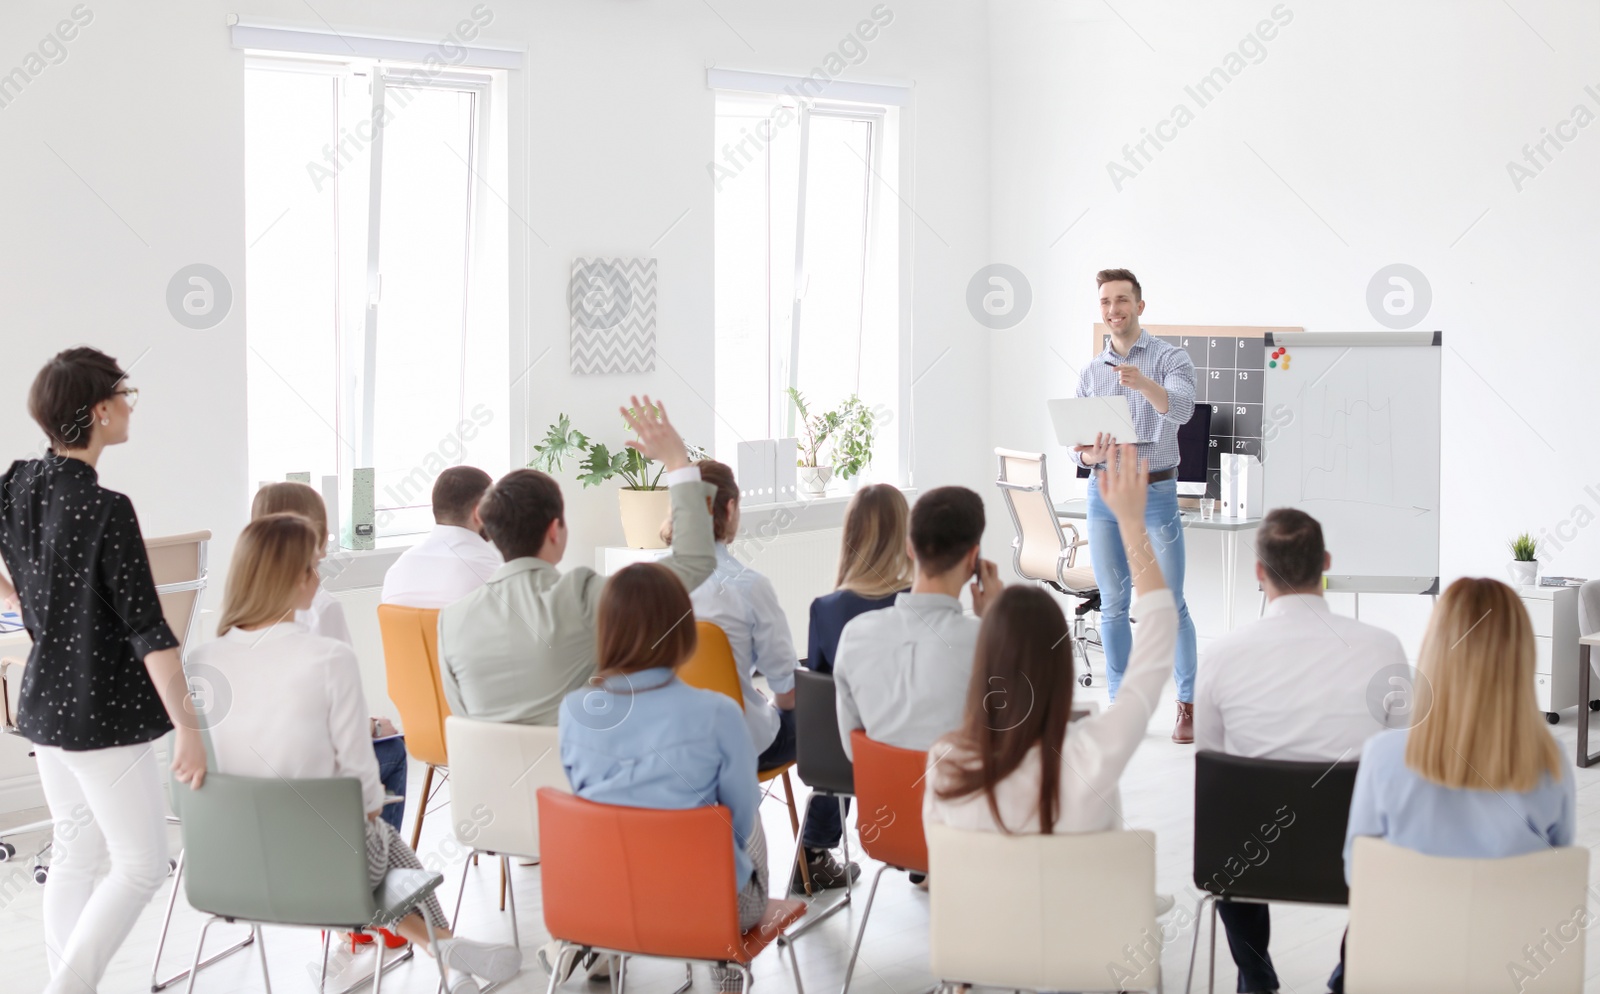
[1053,499,1261,631]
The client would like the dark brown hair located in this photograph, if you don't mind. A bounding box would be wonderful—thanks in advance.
[432,465,492,525]
[251,482,328,542]
[479,469,564,560]
[910,486,985,576]
[596,563,698,679]
[696,459,739,542]
[1256,508,1325,592]
[1095,268,1142,301]
[935,586,1074,833]
[28,347,125,451]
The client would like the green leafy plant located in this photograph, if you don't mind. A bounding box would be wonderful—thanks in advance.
[531,410,706,490]
[787,389,879,479]
[1508,532,1538,562]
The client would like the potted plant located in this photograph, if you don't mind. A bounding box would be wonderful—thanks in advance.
[531,411,706,549]
[1507,532,1539,586]
[787,389,880,497]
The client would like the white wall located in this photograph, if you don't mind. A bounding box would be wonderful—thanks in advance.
[986,0,1600,651]
[0,0,992,799]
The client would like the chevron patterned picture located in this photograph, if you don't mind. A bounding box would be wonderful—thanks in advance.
[569,257,656,374]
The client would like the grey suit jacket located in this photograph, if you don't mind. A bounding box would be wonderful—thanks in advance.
[437,477,717,726]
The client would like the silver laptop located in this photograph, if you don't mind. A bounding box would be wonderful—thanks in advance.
[1047,396,1139,448]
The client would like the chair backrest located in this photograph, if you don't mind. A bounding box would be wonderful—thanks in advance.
[1346,837,1589,992]
[176,772,376,928]
[677,622,745,710]
[928,823,1159,992]
[1193,750,1358,905]
[851,730,929,873]
[795,670,853,796]
[376,604,451,767]
[145,530,211,654]
[538,788,742,959]
[446,716,569,859]
[1579,579,1600,636]
[994,448,1076,588]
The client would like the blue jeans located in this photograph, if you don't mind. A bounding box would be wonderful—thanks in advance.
[373,736,409,835]
[1086,476,1197,702]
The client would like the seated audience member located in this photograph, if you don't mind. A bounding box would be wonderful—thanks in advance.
[1333,577,1574,993]
[189,514,520,993]
[792,483,912,889]
[381,466,501,608]
[438,396,715,725]
[680,460,856,891]
[834,485,1002,759]
[252,481,408,835]
[925,446,1173,836]
[557,562,764,992]
[252,482,350,643]
[1193,508,1407,994]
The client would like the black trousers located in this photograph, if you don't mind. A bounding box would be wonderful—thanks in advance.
[1215,901,1279,993]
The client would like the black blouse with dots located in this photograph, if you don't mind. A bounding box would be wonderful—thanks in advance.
[0,454,178,750]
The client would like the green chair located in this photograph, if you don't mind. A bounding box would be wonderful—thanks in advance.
[174,771,446,993]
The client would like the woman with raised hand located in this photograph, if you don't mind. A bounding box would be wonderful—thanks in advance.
[0,348,206,994]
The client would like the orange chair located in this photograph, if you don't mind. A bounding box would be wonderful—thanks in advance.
[840,731,930,994]
[537,788,807,994]
[376,604,452,850]
[679,621,811,893]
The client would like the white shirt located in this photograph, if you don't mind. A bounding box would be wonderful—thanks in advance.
[380,524,503,609]
[189,621,384,815]
[924,590,1176,834]
[689,545,796,755]
[834,591,980,759]
[295,585,352,645]
[1194,593,1408,762]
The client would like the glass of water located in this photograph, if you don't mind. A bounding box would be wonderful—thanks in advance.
[1199,498,1216,521]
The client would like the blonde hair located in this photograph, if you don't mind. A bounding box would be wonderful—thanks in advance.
[252,482,328,543]
[1405,577,1562,792]
[218,514,322,636]
[835,484,914,599]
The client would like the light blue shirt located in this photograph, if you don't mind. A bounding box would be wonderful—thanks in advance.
[1073,329,1197,472]
[1342,728,1575,884]
[558,668,761,887]
[689,545,798,754]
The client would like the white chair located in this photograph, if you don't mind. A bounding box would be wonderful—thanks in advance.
[1346,837,1589,993]
[444,715,569,972]
[995,447,1101,687]
[927,823,1161,993]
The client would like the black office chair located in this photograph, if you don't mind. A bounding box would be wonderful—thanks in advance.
[787,669,857,936]
[1186,750,1360,994]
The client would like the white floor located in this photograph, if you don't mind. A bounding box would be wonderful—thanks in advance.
[5,659,1600,994]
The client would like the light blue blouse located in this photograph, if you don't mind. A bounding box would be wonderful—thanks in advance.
[558,667,761,886]
[1343,728,1575,883]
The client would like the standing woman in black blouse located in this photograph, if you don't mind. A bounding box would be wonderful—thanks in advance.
[0,347,206,994]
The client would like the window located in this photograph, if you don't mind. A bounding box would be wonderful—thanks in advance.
[712,91,902,481]
[244,56,509,539]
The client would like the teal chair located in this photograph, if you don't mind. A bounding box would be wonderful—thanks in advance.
[174,772,446,993]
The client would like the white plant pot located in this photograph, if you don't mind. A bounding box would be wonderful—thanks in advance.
[1507,560,1539,586]
[797,465,834,497]
[618,488,671,549]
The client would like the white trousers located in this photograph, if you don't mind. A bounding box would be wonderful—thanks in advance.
[34,741,170,994]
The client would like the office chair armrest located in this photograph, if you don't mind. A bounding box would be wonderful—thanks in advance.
[0,657,23,732]
[1060,523,1088,567]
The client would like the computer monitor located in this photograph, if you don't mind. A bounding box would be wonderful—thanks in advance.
[1176,402,1212,497]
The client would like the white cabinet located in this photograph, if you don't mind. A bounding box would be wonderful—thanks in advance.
[1519,585,1580,721]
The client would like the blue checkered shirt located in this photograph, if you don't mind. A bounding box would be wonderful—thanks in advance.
[1072,329,1197,472]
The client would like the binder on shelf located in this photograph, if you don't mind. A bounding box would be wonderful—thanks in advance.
[775,438,798,503]
[1219,453,1262,519]
[347,468,375,551]
[736,440,777,506]
[321,475,340,556]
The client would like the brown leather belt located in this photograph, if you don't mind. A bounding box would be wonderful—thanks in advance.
[1147,468,1177,483]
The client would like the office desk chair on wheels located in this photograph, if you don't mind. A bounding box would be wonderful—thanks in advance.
[995,448,1102,687]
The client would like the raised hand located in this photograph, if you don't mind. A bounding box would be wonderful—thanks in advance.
[1095,443,1148,525]
[620,394,690,472]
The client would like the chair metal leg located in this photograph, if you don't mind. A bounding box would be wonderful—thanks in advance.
[502,855,521,947]
[422,912,451,994]
[735,963,754,994]
[373,934,388,994]
[1182,894,1214,994]
[183,917,220,994]
[790,791,814,897]
[320,931,332,992]
[616,955,628,994]
[781,772,812,895]
[785,935,806,994]
[544,942,570,994]
[839,864,888,994]
[151,851,257,991]
[252,925,272,994]
[451,850,475,929]
[666,963,692,994]
[1208,898,1218,994]
[411,764,435,850]
[499,857,506,911]
[785,793,857,939]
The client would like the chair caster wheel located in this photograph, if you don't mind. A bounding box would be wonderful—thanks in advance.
[1589,700,1600,712]
[1546,712,1560,725]
[168,857,178,876]
[33,865,48,885]
[1078,674,1093,688]
[0,842,15,862]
